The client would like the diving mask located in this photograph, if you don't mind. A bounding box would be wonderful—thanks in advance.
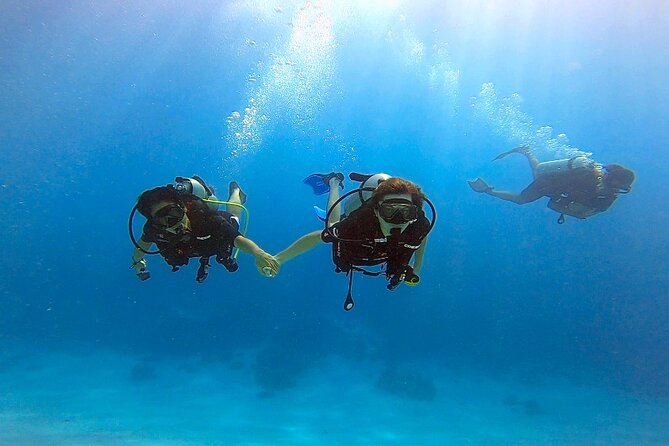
[377,199,418,224]
[152,204,185,229]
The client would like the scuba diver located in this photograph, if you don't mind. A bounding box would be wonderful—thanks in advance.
[129,176,278,282]
[467,145,635,224]
[272,172,436,311]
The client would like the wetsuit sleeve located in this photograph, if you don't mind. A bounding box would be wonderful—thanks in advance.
[141,223,159,243]
[406,213,431,242]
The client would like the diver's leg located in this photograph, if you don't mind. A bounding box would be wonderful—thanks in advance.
[227,182,244,219]
[495,145,541,178]
[326,176,343,227]
[520,147,541,178]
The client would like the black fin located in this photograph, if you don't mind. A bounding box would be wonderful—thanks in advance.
[229,181,247,204]
[349,172,373,183]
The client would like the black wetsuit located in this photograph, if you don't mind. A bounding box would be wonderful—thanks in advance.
[329,203,431,277]
[142,196,241,269]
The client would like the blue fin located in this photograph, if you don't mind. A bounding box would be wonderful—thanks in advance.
[303,174,331,195]
[313,206,327,222]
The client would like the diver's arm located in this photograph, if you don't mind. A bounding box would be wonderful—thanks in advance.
[490,180,545,204]
[412,238,428,276]
[132,238,152,263]
[274,230,323,266]
[485,189,536,204]
[131,238,153,280]
[234,235,279,276]
[469,178,539,204]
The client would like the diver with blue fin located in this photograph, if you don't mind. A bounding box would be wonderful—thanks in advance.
[468,145,635,224]
[274,172,436,311]
[128,176,277,282]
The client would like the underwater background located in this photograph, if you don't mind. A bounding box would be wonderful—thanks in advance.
[1,0,668,444]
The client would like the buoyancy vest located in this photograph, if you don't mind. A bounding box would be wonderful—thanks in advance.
[144,196,239,269]
[325,203,430,279]
[538,156,612,220]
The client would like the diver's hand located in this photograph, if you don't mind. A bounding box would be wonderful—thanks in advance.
[255,252,279,278]
[404,269,420,287]
[196,262,209,283]
[131,258,151,281]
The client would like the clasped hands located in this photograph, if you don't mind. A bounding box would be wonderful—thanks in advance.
[255,251,280,278]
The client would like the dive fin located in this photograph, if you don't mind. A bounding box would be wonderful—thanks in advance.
[349,172,374,183]
[229,181,247,204]
[493,145,530,161]
[313,206,327,222]
[302,173,344,195]
[303,174,330,195]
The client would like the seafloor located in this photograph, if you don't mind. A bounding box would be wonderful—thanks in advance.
[2,342,667,445]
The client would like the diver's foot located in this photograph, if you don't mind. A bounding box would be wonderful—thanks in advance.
[303,172,344,195]
[229,181,247,204]
[323,172,344,189]
[467,178,493,193]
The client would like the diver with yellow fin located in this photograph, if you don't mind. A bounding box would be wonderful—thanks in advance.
[129,176,277,282]
[275,172,436,311]
[468,145,635,224]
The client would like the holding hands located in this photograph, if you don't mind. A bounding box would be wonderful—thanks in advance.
[255,251,280,278]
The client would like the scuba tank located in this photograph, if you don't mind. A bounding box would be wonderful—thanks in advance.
[343,173,391,216]
[534,157,603,224]
[173,176,219,210]
[534,156,593,178]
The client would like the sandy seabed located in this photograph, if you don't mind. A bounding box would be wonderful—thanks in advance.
[1,345,668,446]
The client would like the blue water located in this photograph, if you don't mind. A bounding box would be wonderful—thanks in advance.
[1,0,668,444]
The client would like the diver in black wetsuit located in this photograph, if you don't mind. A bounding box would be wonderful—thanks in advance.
[273,173,435,310]
[129,176,277,282]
